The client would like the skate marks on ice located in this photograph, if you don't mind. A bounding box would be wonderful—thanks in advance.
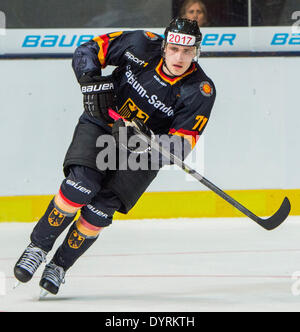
[1,217,300,311]
[5,273,299,312]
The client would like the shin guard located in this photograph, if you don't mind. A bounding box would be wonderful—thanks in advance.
[30,198,77,252]
[51,217,102,271]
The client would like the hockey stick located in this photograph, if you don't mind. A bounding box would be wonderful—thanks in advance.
[108,109,291,231]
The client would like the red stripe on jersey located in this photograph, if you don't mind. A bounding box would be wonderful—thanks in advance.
[169,128,200,149]
[93,34,110,68]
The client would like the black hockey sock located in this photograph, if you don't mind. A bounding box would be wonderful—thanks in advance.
[30,198,77,252]
[51,220,99,271]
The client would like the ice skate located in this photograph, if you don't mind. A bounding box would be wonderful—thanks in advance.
[39,261,66,296]
[14,243,47,284]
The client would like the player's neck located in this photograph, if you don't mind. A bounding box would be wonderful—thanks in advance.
[161,63,177,78]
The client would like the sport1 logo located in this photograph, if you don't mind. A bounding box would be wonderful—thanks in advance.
[292,11,300,34]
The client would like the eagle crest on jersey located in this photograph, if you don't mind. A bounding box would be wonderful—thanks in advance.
[119,98,150,123]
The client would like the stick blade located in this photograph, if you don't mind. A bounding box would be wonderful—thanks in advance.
[254,197,291,231]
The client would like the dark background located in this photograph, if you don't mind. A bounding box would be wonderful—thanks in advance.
[0,0,298,28]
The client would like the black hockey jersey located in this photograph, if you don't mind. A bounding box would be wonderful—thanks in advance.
[72,30,216,151]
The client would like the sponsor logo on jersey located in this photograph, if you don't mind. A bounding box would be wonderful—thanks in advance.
[68,230,85,249]
[125,51,149,67]
[125,69,174,117]
[48,208,65,227]
[200,81,213,97]
[143,31,159,41]
[148,95,174,116]
[153,74,167,87]
[119,98,149,123]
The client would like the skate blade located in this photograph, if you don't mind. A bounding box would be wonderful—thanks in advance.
[13,280,21,289]
[39,288,49,299]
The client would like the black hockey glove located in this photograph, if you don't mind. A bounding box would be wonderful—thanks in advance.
[79,74,117,122]
[112,118,154,153]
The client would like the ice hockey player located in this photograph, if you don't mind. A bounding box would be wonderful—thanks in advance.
[14,18,216,296]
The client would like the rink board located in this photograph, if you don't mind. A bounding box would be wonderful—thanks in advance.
[0,189,299,222]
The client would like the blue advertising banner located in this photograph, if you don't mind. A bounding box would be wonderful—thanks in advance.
[0,27,300,57]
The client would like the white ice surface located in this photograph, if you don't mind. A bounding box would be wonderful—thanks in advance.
[1,217,300,312]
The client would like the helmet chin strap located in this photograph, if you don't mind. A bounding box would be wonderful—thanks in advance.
[162,58,178,78]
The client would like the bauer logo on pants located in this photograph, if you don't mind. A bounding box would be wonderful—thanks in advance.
[48,208,65,227]
[68,230,85,249]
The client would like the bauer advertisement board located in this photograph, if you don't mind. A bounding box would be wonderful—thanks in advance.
[0,27,300,56]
